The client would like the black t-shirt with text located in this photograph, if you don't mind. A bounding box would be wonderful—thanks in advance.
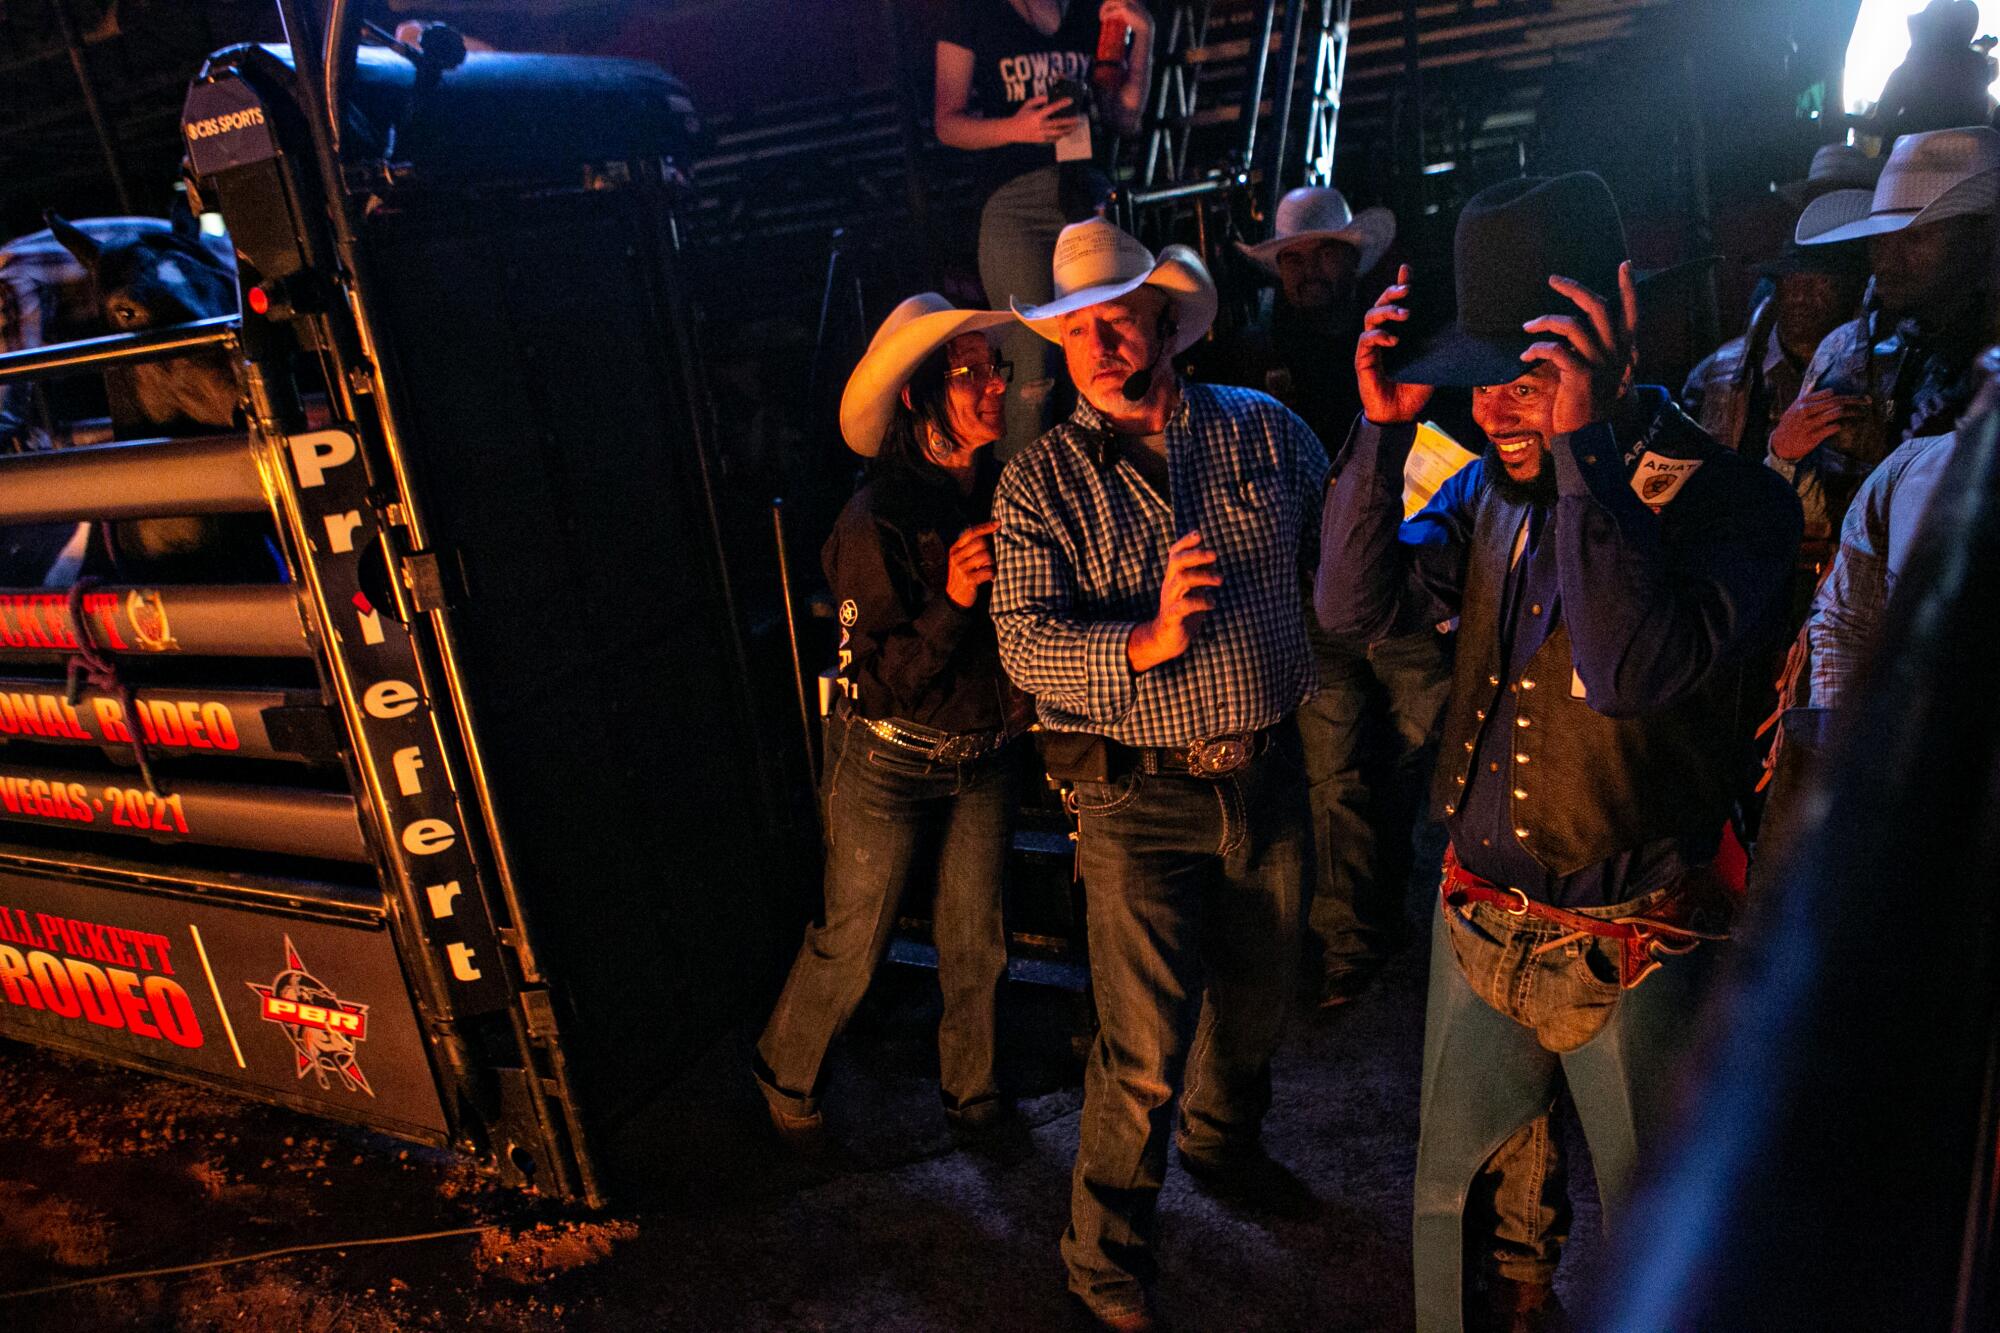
[938,0,1099,197]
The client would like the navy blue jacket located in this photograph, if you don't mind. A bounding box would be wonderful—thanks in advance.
[1315,390,1802,906]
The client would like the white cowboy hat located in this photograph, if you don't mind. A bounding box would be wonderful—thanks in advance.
[1234,187,1396,276]
[1776,143,1884,206]
[838,293,1013,456]
[1796,126,2000,246]
[1010,218,1218,354]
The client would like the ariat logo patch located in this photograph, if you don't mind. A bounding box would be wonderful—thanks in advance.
[1630,453,1701,511]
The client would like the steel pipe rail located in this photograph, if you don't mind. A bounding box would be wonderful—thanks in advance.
[1118,169,1252,211]
[0,585,308,659]
[0,763,369,863]
[0,315,239,387]
[0,434,266,524]
[0,840,385,921]
[0,678,335,763]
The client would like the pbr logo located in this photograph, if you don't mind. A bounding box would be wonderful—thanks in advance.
[247,937,373,1096]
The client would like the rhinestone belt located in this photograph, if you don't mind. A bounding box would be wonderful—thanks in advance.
[846,708,1014,765]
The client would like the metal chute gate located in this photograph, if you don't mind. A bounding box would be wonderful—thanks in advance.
[0,13,777,1207]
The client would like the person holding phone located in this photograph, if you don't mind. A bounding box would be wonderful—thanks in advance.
[935,1,1154,460]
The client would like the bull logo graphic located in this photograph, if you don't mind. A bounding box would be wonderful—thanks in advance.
[247,936,373,1096]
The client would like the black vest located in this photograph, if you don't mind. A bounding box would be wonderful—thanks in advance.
[1429,412,1756,877]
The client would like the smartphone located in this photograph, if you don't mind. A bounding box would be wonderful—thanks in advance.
[1378,270,1449,382]
[1044,76,1095,163]
[1045,77,1094,122]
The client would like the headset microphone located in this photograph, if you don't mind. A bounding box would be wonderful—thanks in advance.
[1121,309,1178,402]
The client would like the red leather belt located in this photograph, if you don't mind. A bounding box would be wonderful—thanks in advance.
[1440,843,1729,989]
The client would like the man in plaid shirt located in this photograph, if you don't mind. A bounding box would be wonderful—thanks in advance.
[991,219,1329,1332]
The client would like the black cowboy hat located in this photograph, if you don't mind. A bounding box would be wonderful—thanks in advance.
[1399,172,1629,388]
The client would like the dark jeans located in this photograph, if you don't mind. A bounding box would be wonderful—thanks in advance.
[1060,728,1311,1317]
[1295,621,1453,983]
[756,710,1015,1120]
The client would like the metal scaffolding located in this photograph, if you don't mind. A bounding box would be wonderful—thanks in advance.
[1134,0,1356,215]
[1302,0,1354,189]
[1140,0,1220,190]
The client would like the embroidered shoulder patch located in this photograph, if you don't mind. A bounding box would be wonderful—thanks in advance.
[1630,452,1702,510]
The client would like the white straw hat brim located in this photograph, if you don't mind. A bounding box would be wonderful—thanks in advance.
[1798,169,2000,245]
[838,302,1014,456]
[1010,245,1219,355]
[1235,206,1397,277]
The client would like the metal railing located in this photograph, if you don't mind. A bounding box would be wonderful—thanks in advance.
[0,315,239,386]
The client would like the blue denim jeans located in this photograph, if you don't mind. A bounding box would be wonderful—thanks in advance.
[1295,620,1453,982]
[1060,729,1310,1317]
[1413,882,1725,1332]
[756,710,1015,1121]
[978,166,1065,462]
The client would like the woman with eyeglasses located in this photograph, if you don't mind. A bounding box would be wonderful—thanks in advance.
[754,294,1032,1157]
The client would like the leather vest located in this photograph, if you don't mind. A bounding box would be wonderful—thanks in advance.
[1428,427,1748,877]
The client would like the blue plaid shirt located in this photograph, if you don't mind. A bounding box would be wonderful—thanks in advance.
[991,380,1331,747]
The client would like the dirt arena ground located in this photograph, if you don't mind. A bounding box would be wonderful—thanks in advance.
[0,870,1607,1332]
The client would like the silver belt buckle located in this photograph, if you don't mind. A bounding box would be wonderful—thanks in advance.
[1186,734,1252,776]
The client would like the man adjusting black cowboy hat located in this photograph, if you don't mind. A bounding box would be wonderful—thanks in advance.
[1317,172,1801,1333]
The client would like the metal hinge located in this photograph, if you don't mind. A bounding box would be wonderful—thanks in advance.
[401,551,451,611]
[518,988,559,1041]
[259,704,345,761]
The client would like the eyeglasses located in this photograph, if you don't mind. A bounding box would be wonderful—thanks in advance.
[944,360,1014,387]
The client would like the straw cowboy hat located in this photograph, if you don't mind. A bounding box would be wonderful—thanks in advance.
[1397,172,1629,388]
[838,293,1013,456]
[1011,218,1218,354]
[1776,143,1885,207]
[1795,126,2000,246]
[1235,186,1396,276]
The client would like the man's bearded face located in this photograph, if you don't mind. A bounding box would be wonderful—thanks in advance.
[1870,213,1991,321]
[1275,238,1360,310]
[1471,362,1561,505]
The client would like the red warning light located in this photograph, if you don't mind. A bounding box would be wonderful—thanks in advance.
[247,285,271,315]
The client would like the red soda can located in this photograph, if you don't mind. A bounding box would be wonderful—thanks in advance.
[1091,14,1130,96]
